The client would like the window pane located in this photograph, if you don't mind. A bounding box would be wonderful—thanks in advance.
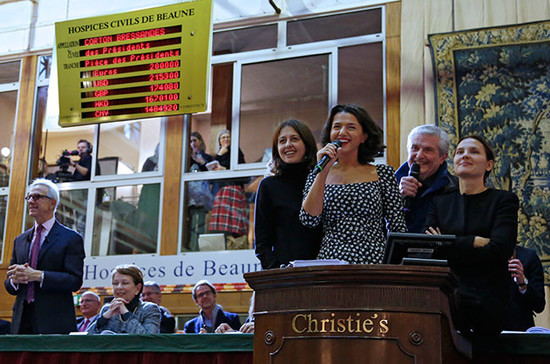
[92,183,160,255]
[287,9,382,45]
[338,43,384,131]
[182,176,260,252]
[97,119,162,176]
[23,189,88,238]
[239,55,328,164]
[213,25,277,55]
[0,61,21,83]
[0,91,18,180]
[37,56,52,82]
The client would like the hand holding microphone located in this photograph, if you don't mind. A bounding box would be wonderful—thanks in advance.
[402,163,421,209]
[313,140,343,175]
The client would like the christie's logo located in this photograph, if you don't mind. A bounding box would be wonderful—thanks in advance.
[292,313,389,335]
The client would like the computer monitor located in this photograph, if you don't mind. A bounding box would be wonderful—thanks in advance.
[383,232,456,266]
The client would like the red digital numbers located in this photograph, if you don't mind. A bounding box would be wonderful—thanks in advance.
[149,72,179,81]
[149,60,180,70]
[145,93,179,102]
[145,104,179,113]
[150,82,179,92]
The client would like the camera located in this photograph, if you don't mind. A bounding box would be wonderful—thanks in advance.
[45,149,78,183]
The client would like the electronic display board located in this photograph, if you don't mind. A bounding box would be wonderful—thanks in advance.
[55,0,212,127]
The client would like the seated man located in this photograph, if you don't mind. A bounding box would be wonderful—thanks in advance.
[142,281,175,333]
[184,280,241,333]
[505,246,546,331]
[76,291,101,332]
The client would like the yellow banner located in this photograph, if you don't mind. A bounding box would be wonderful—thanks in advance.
[55,0,212,126]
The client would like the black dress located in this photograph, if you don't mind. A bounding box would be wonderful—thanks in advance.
[255,162,322,269]
[425,188,519,335]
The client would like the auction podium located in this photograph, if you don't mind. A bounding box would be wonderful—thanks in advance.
[245,265,471,364]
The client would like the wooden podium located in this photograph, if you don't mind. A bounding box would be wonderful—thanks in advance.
[245,265,471,364]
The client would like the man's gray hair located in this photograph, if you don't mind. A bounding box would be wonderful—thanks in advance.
[80,291,100,302]
[144,281,161,294]
[30,178,60,208]
[407,124,450,156]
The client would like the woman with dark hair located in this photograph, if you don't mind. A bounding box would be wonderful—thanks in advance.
[89,264,160,334]
[255,120,322,269]
[300,104,406,264]
[425,135,519,336]
[189,131,213,172]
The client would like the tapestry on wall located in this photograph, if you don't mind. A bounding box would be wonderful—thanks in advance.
[428,21,550,283]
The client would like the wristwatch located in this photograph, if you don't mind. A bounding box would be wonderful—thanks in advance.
[518,278,528,287]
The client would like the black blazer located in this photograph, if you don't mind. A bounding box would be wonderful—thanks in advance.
[505,246,546,331]
[183,308,241,333]
[4,221,85,334]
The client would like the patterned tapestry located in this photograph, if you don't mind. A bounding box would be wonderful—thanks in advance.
[428,21,550,282]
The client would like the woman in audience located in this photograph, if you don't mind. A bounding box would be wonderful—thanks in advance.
[208,129,249,243]
[255,120,321,269]
[189,131,213,172]
[300,104,406,264]
[425,135,519,336]
[89,264,160,334]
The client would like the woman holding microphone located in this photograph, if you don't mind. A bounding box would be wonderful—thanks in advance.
[300,104,406,264]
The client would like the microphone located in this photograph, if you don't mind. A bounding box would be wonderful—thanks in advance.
[313,140,343,175]
[403,163,421,209]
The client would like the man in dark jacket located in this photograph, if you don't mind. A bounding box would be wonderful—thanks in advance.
[184,280,241,333]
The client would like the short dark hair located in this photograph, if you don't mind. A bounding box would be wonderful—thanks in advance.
[321,104,385,164]
[112,264,144,295]
[192,280,216,300]
[78,139,92,154]
[143,281,161,294]
[456,134,495,183]
[269,119,318,176]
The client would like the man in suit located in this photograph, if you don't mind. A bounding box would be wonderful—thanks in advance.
[142,281,176,333]
[76,291,101,332]
[184,280,241,333]
[4,178,85,334]
[505,246,546,331]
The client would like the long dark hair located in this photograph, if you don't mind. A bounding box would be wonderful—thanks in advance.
[456,134,495,183]
[320,104,385,164]
[269,120,317,176]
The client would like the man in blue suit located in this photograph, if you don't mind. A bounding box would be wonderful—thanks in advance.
[4,178,85,334]
[184,280,241,333]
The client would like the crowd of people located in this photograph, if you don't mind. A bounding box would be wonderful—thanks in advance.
[2,104,545,337]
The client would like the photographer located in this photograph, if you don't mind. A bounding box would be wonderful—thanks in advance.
[70,139,93,181]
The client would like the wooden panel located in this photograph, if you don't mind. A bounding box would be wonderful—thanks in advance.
[484,0,518,26]
[386,2,401,169]
[160,115,183,255]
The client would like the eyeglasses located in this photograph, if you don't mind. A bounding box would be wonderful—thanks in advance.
[25,194,52,202]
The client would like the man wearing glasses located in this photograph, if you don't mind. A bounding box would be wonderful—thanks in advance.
[4,178,85,334]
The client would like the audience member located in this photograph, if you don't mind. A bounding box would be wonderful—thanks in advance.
[89,264,160,334]
[505,246,546,331]
[77,291,101,332]
[215,292,255,334]
[395,125,457,232]
[300,104,406,264]
[425,135,519,336]
[4,178,85,334]
[184,280,241,333]
[142,281,176,333]
[255,120,321,269]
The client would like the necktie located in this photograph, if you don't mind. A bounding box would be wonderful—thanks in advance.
[80,318,90,332]
[26,225,43,304]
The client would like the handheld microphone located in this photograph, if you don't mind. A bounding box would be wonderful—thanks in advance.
[403,163,421,209]
[313,140,343,175]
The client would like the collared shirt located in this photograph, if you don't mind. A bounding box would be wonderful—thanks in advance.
[200,304,221,329]
[29,217,55,259]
